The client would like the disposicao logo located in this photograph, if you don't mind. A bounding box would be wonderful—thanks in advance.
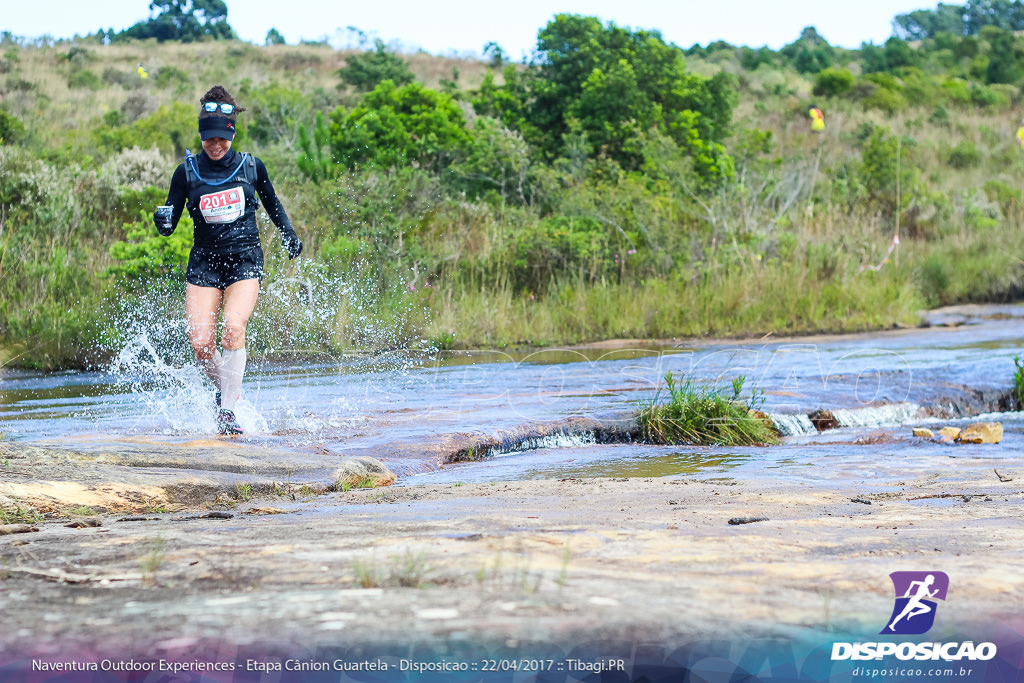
[881,571,949,635]
[831,571,998,663]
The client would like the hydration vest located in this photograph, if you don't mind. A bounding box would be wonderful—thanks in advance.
[183,149,257,193]
[183,149,260,228]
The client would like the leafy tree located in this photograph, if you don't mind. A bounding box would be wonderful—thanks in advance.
[471,66,528,133]
[265,28,286,45]
[737,47,775,70]
[451,116,534,204]
[895,0,1024,38]
[522,14,736,178]
[336,39,414,92]
[858,126,917,217]
[894,4,966,39]
[981,26,1021,82]
[328,80,470,171]
[964,0,1024,33]
[781,27,834,73]
[883,38,919,69]
[115,0,236,42]
[482,41,505,68]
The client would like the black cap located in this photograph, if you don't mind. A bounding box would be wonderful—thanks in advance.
[199,115,236,141]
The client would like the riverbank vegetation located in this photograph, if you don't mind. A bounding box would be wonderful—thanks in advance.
[3,2,1024,369]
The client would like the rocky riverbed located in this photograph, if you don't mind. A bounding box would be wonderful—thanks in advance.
[1,437,1022,681]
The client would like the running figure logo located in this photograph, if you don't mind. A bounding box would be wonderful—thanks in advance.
[881,571,949,635]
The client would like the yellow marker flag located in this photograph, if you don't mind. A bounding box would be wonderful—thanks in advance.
[809,107,824,132]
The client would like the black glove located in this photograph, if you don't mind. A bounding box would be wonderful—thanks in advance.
[153,206,174,236]
[284,234,303,259]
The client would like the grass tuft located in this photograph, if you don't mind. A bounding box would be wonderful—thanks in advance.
[0,505,44,525]
[235,483,253,501]
[638,373,779,446]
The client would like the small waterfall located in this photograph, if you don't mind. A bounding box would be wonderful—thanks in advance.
[488,430,598,457]
[769,413,817,436]
[769,402,926,436]
[831,403,922,428]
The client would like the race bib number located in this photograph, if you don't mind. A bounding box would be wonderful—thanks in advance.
[199,187,244,224]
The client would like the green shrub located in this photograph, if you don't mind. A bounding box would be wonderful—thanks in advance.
[336,39,414,92]
[863,85,907,113]
[296,111,331,183]
[812,67,854,97]
[247,84,310,147]
[0,109,24,143]
[106,211,192,285]
[939,78,971,106]
[68,68,103,90]
[946,140,980,168]
[92,102,198,156]
[638,373,778,446]
[928,105,951,127]
[917,254,951,306]
[983,179,1022,212]
[154,65,191,89]
[970,84,1009,109]
[4,76,33,93]
[101,66,136,88]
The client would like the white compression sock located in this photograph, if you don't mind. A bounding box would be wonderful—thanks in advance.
[201,349,222,393]
[220,347,246,410]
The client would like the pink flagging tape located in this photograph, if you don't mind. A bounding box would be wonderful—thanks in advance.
[860,233,900,272]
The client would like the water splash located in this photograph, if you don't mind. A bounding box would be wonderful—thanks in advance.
[94,259,432,440]
[107,327,219,435]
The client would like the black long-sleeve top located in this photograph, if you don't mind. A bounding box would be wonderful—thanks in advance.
[161,148,297,255]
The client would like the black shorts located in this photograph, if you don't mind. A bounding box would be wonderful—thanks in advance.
[186,246,264,289]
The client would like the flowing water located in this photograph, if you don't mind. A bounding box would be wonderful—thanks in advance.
[3,303,1024,485]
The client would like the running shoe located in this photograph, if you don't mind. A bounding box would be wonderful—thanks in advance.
[217,409,243,435]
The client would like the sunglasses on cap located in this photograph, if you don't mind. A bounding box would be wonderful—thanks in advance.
[203,102,235,115]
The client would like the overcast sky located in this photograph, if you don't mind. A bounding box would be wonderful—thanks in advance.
[5,0,935,59]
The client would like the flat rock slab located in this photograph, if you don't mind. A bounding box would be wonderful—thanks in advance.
[0,441,395,513]
[0,469,1022,661]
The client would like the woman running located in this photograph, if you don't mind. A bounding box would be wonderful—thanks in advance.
[154,85,302,435]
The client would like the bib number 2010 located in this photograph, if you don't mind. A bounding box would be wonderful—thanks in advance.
[200,187,244,224]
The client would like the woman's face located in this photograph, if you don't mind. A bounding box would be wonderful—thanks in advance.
[203,137,232,161]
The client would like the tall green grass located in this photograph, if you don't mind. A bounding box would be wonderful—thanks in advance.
[638,372,779,446]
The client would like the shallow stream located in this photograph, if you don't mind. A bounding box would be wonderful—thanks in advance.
[3,304,1024,485]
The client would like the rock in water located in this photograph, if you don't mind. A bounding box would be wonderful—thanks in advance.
[957,422,1002,444]
[912,427,934,438]
[809,409,841,431]
[938,426,961,439]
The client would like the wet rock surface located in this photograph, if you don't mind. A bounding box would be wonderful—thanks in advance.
[1,438,1022,658]
[4,310,1024,663]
